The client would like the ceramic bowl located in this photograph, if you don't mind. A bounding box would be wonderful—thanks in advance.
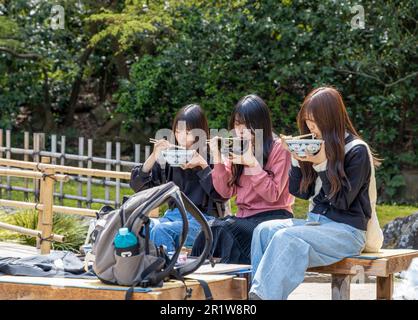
[161,149,195,167]
[286,139,323,157]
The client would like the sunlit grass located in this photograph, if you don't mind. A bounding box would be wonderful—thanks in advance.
[229,197,418,227]
[0,209,88,253]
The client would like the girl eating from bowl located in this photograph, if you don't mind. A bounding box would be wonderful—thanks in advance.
[130,104,226,253]
[249,87,383,300]
[191,94,295,264]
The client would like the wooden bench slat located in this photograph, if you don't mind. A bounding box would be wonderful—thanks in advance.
[308,258,389,277]
[357,249,418,260]
[308,249,418,277]
[194,263,251,275]
[0,274,247,300]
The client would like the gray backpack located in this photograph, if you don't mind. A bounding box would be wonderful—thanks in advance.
[90,182,213,298]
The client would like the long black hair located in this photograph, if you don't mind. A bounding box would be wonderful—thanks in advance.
[228,94,274,187]
[172,104,209,145]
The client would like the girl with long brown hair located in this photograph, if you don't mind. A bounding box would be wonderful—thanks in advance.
[249,87,383,300]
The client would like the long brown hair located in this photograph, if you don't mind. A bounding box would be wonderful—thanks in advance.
[297,87,380,197]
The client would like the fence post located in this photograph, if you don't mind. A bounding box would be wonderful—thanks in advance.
[39,165,55,255]
[50,134,57,165]
[36,157,54,254]
[6,129,11,199]
[135,144,140,164]
[24,132,30,200]
[78,137,84,208]
[50,134,57,204]
[87,139,93,209]
[115,142,121,208]
[36,156,50,249]
[59,136,66,206]
[105,141,112,203]
[33,133,45,203]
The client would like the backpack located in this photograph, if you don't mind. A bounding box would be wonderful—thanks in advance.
[90,182,214,298]
[344,139,383,253]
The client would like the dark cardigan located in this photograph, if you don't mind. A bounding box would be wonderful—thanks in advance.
[289,133,372,230]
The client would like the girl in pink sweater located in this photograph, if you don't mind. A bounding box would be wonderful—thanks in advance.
[191,94,294,264]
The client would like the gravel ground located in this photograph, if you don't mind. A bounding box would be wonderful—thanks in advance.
[287,273,410,300]
[288,282,377,300]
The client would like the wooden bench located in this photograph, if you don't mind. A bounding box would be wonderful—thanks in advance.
[0,273,247,300]
[180,247,418,300]
[0,262,249,300]
[307,249,418,300]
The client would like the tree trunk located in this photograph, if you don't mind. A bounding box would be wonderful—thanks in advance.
[41,67,56,132]
[63,46,94,126]
[111,38,130,80]
[95,113,126,137]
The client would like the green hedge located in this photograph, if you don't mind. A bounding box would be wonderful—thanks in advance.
[116,0,417,202]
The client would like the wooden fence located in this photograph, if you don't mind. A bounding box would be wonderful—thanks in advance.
[0,156,134,254]
[0,132,233,254]
[0,129,151,209]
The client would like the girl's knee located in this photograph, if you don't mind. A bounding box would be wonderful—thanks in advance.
[272,227,298,242]
[253,223,272,244]
[150,222,172,237]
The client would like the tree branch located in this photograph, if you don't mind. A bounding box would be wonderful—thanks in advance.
[385,72,418,88]
[331,68,386,86]
[0,36,24,41]
[332,68,418,88]
[0,46,42,61]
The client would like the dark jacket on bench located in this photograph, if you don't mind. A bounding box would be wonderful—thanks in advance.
[130,160,227,217]
[289,133,371,231]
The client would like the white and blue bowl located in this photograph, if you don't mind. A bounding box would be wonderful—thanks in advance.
[161,149,195,167]
[286,139,323,157]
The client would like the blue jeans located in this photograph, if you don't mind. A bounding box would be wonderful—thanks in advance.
[250,212,366,300]
[149,208,214,252]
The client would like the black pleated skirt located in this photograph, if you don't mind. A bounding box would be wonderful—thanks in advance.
[191,209,293,264]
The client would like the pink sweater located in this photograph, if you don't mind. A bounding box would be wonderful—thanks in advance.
[212,140,295,218]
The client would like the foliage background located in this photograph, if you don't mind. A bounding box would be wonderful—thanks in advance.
[0,0,417,202]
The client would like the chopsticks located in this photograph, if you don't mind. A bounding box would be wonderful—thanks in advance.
[149,138,187,149]
[205,137,246,143]
[281,133,316,140]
